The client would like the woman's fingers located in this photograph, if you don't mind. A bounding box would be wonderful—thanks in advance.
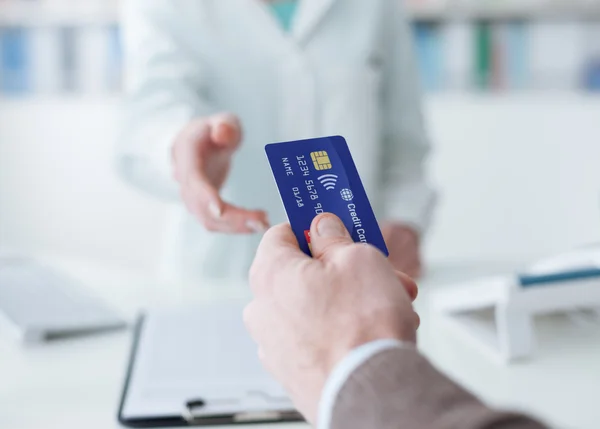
[182,178,269,233]
[173,113,269,234]
[180,176,223,226]
[216,204,270,234]
[208,113,242,149]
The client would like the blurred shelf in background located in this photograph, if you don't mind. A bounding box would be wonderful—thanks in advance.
[1,0,600,97]
[0,12,118,28]
[0,0,118,27]
[2,1,600,27]
[408,0,600,22]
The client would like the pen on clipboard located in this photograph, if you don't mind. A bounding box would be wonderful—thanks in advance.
[183,399,301,424]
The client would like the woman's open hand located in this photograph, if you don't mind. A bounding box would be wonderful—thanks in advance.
[172,113,270,233]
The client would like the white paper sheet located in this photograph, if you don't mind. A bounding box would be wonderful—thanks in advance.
[121,300,292,420]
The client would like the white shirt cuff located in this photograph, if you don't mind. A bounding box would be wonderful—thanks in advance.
[317,339,410,429]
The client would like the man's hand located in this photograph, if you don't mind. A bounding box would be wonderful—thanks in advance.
[244,214,419,424]
[383,223,422,278]
[171,113,269,233]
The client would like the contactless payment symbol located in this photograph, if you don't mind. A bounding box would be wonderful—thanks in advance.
[318,174,338,191]
[310,151,333,170]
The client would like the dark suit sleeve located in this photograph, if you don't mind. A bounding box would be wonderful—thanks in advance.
[329,348,548,429]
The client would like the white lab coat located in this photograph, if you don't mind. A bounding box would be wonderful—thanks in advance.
[118,0,436,282]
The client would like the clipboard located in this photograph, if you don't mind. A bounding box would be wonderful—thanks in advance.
[117,301,303,427]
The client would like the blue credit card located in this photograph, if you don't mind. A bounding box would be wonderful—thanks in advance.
[265,136,389,257]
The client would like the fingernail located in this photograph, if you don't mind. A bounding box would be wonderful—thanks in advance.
[209,202,222,219]
[316,215,349,238]
[247,220,268,233]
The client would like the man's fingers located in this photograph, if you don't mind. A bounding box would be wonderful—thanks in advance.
[243,302,279,377]
[408,264,423,280]
[208,113,242,149]
[309,213,353,261]
[395,270,418,302]
[250,224,310,296]
[257,223,303,254]
[414,312,421,330]
[243,301,261,342]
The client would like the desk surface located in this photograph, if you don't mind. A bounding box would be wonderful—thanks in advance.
[1,256,599,429]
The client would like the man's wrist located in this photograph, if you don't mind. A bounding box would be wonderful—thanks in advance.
[318,339,413,429]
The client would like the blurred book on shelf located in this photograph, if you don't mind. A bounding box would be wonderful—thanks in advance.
[407,0,600,93]
[413,22,444,91]
[0,0,122,96]
[583,21,600,91]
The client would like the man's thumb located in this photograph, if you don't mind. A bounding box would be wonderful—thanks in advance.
[309,213,353,260]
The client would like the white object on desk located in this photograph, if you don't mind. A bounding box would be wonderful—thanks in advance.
[0,255,126,343]
[429,247,600,364]
[120,302,300,426]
